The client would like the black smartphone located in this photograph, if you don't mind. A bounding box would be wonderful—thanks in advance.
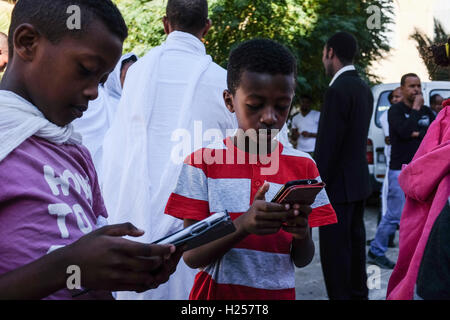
[271,179,318,203]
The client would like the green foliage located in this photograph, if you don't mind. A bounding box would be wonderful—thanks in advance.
[0,1,13,34]
[206,0,393,111]
[113,0,393,111]
[113,0,166,57]
[410,19,450,81]
[205,0,319,105]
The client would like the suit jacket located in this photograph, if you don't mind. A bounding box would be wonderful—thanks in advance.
[314,70,374,204]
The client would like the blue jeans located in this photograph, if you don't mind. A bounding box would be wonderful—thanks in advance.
[370,170,405,257]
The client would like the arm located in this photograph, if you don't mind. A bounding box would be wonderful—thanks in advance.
[182,216,249,269]
[182,183,298,269]
[418,107,436,139]
[282,203,314,268]
[302,132,317,138]
[388,106,421,140]
[291,128,300,141]
[290,117,300,140]
[0,242,72,299]
[0,223,180,300]
[291,228,315,267]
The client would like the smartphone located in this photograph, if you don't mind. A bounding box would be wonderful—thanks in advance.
[271,179,324,205]
[271,179,318,203]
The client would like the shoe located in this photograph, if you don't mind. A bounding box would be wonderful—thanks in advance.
[367,250,396,269]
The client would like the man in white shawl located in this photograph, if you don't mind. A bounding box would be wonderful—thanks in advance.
[101,0,237,300]
[72,53,138,177]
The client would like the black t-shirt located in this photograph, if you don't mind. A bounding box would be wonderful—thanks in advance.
[388,102,435,170]
[416,199,450,299]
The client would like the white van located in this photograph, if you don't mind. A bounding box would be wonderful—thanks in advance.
[367,81,450,193]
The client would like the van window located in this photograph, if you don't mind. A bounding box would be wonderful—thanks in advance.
[375,90,392,128]
[429,89,450,103]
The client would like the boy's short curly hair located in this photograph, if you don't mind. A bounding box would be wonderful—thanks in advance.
[8,0,127,57]
[226,39,297,94]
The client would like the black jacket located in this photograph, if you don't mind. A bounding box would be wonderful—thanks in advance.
[314,70,374,204]
[388,102,435,170]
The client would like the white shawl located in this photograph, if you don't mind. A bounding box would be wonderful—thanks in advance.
[101,31,237,300]
[103,53,138,126]
[71,53,138,176]
[0,90,81,163]
[71,85,109,172]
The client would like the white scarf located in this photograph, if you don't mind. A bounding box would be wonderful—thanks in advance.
[103,53,138,126]
[0,90,81,162]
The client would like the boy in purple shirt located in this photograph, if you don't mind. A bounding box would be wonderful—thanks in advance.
[0,0,181,299]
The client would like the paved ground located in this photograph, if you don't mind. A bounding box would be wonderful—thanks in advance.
[295,201,399,300]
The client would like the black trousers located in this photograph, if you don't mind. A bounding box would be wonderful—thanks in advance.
[319,200,368,300]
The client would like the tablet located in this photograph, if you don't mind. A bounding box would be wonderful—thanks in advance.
[152,211,236,251]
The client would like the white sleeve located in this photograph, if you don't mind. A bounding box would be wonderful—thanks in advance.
[291,114,299,129]
[380,111,389,136]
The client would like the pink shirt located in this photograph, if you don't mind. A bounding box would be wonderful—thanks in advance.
[0,136,108,299]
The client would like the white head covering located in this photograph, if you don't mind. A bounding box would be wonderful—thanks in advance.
[71,53,138,175]
[0,90,81,162]
[71,85,109,172]
[104,53,138,124]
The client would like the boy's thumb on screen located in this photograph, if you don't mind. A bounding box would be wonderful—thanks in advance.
[254,181,270,201]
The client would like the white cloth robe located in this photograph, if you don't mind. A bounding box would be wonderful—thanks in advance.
[100,31,237,300]
[72,54,138,178]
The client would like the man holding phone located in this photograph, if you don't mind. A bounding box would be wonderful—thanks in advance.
[368,73,435,269]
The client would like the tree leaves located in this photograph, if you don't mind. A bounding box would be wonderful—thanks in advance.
[113,0,393,112]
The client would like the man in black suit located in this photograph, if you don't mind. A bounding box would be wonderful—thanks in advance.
[315,32,373,300]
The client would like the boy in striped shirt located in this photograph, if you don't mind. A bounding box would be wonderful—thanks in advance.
[165,39,337,300]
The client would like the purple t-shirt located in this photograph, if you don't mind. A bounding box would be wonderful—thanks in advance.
[0,136,109,299]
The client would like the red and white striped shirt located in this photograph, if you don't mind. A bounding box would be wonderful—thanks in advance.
[165,137,337,300]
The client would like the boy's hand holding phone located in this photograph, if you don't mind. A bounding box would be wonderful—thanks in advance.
[238,182,309,236]
[282,203,312,240]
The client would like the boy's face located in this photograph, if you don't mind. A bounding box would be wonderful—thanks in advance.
[15,20,123,126]
[224,70,295,143]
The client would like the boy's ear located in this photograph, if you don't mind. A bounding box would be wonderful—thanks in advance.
[13,24,41,62]
[223,89,235,113]
[201,19,212,38]
[162,16,171,35]
[327,47,334,60]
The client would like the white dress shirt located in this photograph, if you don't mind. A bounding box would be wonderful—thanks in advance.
[329,65,356,87]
